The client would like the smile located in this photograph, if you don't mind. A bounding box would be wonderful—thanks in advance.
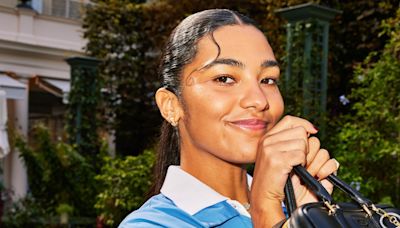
[230,119,267,131]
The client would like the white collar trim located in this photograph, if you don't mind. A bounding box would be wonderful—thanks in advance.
[160,166,253,217]
[160,166,229,215]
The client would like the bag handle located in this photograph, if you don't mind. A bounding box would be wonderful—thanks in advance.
[292,165,333,203]
[284,177,297,217]
[285,166,400,227]
[284,165,372,215]
[326,174,372,206]
[284,165,333,216]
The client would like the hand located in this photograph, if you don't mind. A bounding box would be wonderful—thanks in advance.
[249,116,339,227]
[292,136,339,206]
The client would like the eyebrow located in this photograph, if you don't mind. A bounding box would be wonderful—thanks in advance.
[261,60,279,68]
[202,58,245,70]
[200,58,279,71]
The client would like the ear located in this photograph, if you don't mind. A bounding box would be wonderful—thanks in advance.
[155,88,183,124]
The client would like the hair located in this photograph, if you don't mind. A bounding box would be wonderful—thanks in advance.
[149,9,257,196]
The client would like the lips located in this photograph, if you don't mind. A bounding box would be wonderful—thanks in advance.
[230,119,267,130]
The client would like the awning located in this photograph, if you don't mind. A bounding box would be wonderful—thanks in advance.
[0,90,10,158]
[0,74,27,99]
[32,76,70,104]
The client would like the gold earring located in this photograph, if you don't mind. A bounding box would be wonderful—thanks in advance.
[168,111,178,127]
[170,117,178,127]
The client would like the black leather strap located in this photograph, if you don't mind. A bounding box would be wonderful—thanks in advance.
[327,174,372,206]
[284,166,333,215]
[284,165,373,216]
[284,177,297,216]
[292,165,333,203]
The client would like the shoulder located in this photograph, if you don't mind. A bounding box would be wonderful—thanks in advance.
[118,194,203,228]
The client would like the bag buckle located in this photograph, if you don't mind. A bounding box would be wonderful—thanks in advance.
[324,201,338,215]
[362,204,373,217]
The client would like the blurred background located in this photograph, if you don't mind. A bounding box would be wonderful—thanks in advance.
[0,0,399,226]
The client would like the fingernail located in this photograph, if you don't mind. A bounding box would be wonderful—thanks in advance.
[333,158,340,169]
[313,125,319,131]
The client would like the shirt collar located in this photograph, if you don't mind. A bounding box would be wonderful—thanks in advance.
[160,166,229,215]
[160,166,253,216]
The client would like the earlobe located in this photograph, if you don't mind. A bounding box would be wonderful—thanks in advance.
[155,88,182,125]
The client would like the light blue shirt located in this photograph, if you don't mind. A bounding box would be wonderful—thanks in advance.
[119,166,253,227]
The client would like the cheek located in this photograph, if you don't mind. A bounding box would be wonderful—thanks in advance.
[185,87,235,119]
[267,90,284,122]
[181,87,235,146]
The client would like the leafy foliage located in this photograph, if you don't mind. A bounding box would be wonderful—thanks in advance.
[326,0,399,117]
[83,0,162,155]
[94,150,155,226]
[16,124,99,217]
[66,58,102,166]
[2,196,52,228]
[332,9,400,206]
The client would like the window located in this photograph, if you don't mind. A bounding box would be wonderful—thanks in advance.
[32,0,43,13]
[42,0,85,19]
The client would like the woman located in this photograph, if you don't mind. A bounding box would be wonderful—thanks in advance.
[119,9,339,227]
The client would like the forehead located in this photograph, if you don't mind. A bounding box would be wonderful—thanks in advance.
[183,25,276,76]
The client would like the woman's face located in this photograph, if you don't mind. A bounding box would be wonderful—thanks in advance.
[178,25,284,164]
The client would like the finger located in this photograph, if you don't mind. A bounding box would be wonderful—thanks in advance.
[282,149,307,168]
[262,139,308,158]
[315,158,340,180]
[306,149,330,177]
[306,137,320,167]
[266,115,318,136]
[320,179,334,195]
[263,127,308,150]
[258,146,306,172]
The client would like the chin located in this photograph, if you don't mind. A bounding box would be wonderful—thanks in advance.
[228,151,257,164]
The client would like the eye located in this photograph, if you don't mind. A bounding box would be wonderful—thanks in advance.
[214,75,235,84]
[260,78,277,85]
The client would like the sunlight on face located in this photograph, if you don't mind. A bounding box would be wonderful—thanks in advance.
[178,25,284,164]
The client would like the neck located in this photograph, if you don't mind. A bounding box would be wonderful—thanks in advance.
[180,146,250,205]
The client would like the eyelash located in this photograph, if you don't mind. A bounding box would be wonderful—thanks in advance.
[214,75,235,84]
[261,78,278,85]
[213,75,278,86]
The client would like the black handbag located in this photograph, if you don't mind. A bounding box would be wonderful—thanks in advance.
[282,165,400,228]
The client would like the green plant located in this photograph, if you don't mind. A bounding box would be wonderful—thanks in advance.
[16,124,99,218]
[2,195,53,228]
[56,203,74,215]
[95,150,155,226]
[56,203,74,225]
[332,8,400,206]
[66,57,102,167]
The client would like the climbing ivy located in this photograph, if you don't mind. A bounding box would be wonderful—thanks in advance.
[66,57,102,167]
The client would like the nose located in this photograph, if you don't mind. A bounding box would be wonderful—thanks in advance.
[239,81,269,111]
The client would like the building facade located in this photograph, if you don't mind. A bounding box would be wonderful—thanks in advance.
[0,0,86,200]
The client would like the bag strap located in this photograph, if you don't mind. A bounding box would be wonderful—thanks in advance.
[285,166,400,227]
[292,165,333,203]
[284,165,333,215]
[284,177,297,216]
[284,165,371,215]
[326,174,372,207]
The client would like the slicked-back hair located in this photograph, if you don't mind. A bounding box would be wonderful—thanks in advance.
[149,9,257,196]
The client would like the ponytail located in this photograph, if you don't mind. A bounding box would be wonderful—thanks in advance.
[148,121,180,196]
